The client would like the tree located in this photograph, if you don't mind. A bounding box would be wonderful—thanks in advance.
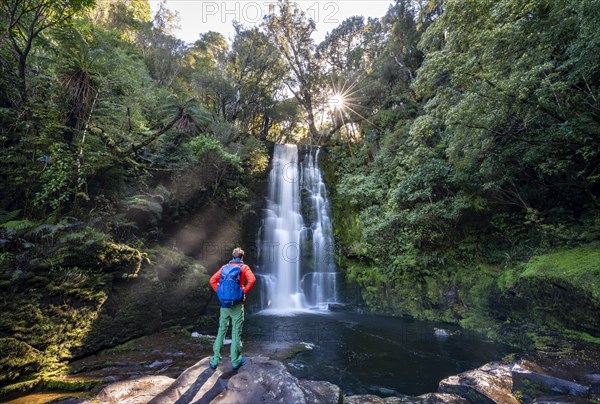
[263,0,323,142]
[0,0,95,106]
[228,25,287,136]
[315,16,386,142]
[414,0,600,213]
[136,3,186,88]
[186,26,287,140]
[87,0,151,42]
[317,16,384,74]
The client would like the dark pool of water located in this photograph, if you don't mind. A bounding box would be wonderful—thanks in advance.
[245,310,512,397]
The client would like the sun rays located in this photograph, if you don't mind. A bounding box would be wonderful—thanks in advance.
[328,94,346,110]
[318,73,375,142]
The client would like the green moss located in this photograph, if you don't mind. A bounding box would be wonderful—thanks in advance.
[520,245,600,298]
[0,379,41,397]
[0,377,101,400]
[496,268,521,291]
[424,276,441,305]
[346,262,389,312]
[43,377,103,392]
[0,338,43,384]
[562,329,600,345]
[526,332,574,354]
[97,241,147,277]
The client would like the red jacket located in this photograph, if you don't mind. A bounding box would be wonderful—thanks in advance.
[210,260,256,295]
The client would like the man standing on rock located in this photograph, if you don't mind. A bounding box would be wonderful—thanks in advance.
[209,247,256,370]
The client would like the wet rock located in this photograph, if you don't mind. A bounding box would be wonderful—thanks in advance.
[300,379,342,403]
[512,360,591,400]
[532,397,597,403]
[344,395,388,404]
[145,359,173,369]
[94,375,175,404]
[344,393,468,403]
[434,328,450,338]
[412,393,469,403]
[438,361,519,404]
[590,376,600,394]
[327,303,350,311]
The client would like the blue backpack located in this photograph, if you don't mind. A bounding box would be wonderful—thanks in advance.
[216,263,244,308]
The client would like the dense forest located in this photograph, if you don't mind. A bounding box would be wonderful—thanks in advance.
[0,0,598,394]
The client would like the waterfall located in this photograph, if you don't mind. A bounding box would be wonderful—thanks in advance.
[257,144,338,312]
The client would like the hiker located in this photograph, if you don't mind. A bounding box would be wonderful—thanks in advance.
[209,247,256,370]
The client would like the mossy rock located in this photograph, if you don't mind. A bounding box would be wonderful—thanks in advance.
[121,196,163,235]
[49,238,145,278]
[43,377,103,392]
[519,246,600,299]
[495,245,600,337]
[0,379,41,398]
[503,276,600,336]
[78,275,163,356]
[0,338,42,385]
[96,241,146,277]
[148,248,211,324]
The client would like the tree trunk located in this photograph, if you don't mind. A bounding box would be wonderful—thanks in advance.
[306,108,319,144]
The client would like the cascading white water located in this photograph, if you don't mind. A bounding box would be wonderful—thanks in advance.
[259,144,304,310]
[257,144,338,312]
[299,147,337,307]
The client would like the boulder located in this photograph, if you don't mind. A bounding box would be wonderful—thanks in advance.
[344,395,389,404]
[438,362,519,404]
[512,359,591,400]
[94,376,175,404]
[146,356,341,404]
[121,196,163,240]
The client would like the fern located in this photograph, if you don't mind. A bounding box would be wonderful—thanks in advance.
[27,224,63,238]
[0,220,37,231]
[58,228,109,244]
[0,209,21,225]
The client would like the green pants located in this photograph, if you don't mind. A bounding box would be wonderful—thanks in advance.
[210,303,244,368]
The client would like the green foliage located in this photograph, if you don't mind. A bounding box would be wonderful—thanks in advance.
[0,210,21,225]
[34,144,78,212]
[0,220,37,232]
[0,0,279,389]
[184,135,242,169]
[323,0,600,348]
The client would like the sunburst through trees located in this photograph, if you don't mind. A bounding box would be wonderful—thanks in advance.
[317,75,373,144]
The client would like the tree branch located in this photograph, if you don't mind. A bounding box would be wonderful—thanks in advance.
[118,107,184,158]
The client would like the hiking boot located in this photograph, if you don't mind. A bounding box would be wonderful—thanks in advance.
[232,357,246,370]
